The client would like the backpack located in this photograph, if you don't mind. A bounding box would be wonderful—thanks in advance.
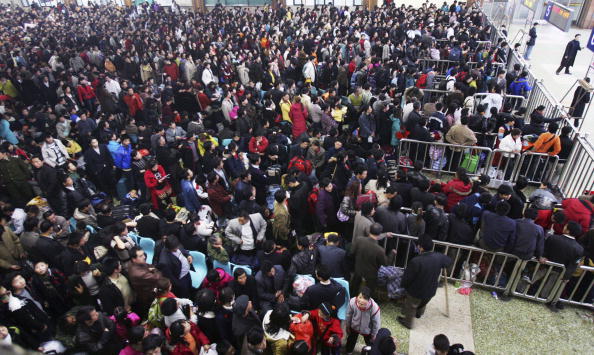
[448,47,462,61]
[405,75,415,88]
[307,187,319,215]
[288,155,313,176]
[440,76,454,90]
[415,73,428,88]
[355,191,378,209]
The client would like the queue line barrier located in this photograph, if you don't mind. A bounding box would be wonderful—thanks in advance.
[397,139,558,186]
[387,234,592,309]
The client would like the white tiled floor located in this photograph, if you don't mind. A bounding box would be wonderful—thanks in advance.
[507,21,594,137]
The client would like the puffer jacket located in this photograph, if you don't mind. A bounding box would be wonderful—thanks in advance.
[288,249,317,278]
[345,297,381,338]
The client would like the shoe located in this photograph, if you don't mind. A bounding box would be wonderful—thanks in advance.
[415,313,422,319]
[556,70,561,75]
[546,303,560,313]
[498,293,512,302]
[565,71,571,75]
[397,316,411,329]
[556,302,565,310]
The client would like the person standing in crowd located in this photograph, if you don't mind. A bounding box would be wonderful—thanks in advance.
[556,34,583,75]
[345,286,381,354]
[524,23,538,60]
[569,77,591,126]
[399,235,452,329]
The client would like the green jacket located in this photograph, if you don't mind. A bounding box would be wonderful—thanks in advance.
[207,241,229,263]
[0,157,31,185]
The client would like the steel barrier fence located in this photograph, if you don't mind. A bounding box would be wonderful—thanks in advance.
[386,233,588,307]
[420,89,450,105]
[397,140,559,186]
[418,59,505,76]
[397,139,493,177]
[557,136,594,197]
[559,265,594,309]
[516,153,559,185]
[509,259,567,303]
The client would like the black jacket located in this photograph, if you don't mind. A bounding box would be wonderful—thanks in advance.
[511,218,545,260]
[318,245,347,278]
[31,235,66,269]
[401,251,452,299]
[544,234,584,279]
[83,145,114,176]
[75,312,120,355]
[447,215,475,245]
[137,215,161,240]
[97,278,126,316]
[424,206,449,241]
[300,279,346,310]
[230,275,260,310]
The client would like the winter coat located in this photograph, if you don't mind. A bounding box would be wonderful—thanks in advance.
[377,266,406,299]
[0,228,25,270]
[289,102,308,139]
[401,252,452,300]
[316,188,338,227]
[442,179,473,212]
[345,297,381,337]
[166,321,209,355]
[272,201,291,242]
[200,268,233,298]
[75,312,120,355]
[562,198,594,234]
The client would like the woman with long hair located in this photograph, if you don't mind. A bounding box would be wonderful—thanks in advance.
[337,180,361,241]
[262,303,293,355]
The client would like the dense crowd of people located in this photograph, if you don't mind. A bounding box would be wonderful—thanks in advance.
[0,1,593,354]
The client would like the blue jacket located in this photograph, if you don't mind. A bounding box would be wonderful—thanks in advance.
[509,78,532,96]
[114,144,132,170]
[0,119,18,145]
[481,210,516,251]
[358,112,376,138]
[511,218,545,260]
[181,179,201,213]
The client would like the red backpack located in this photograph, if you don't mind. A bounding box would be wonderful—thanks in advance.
[355,191,378,210]
[288,156,313,176]
[415,73,428,88]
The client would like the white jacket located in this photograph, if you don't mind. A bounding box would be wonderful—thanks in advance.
[202,67,215,86]
[499,134,522,157]
[41,140,70,167]
[302,61,316,83]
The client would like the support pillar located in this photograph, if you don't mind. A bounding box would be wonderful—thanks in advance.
[577,0,594,28]
[193,0,205,13]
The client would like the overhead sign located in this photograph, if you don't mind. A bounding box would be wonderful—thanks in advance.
[587,28,594,53]
[544,2,574,32]
[521,0,539,11]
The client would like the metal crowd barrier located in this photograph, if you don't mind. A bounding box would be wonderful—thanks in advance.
[420,89,449,105]
[509,259,567,303]
[557,136,594,198]
[484,149,522,186]
[418,59,505,77]
[516,153,559,185]
[388,234,523,295]
[472,93,526,115]
[398,139,492,177]
[559,265,594,309]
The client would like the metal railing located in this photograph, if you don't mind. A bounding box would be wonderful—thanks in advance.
[397,139,492,177]
[484,149,522,186]
[509,259,567,303]
[557,135,594,197]
[516,153,559,185]
[418,59,506,77]
[388,233,593,308]
[559,265,594,309]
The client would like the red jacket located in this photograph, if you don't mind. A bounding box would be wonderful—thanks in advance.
[163,62,179,82]
[123,93,144,117]
[248,136,269,154]
[77,84,95,101]
[144,165,172,209]
[200,268,233,298]
[309,309,342,348]
[290,102,308,139]
[207,182,231,217]
[442,179,473,212]
[166,321,209,355]
[562,198,593,234]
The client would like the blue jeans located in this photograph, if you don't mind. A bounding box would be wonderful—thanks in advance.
[524,45,534,60]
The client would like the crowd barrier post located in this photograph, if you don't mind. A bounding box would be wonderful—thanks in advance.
[557,136,594,198]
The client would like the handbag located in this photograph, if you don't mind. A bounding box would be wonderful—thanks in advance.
[337,208,350,222]
[461,151,480,173]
